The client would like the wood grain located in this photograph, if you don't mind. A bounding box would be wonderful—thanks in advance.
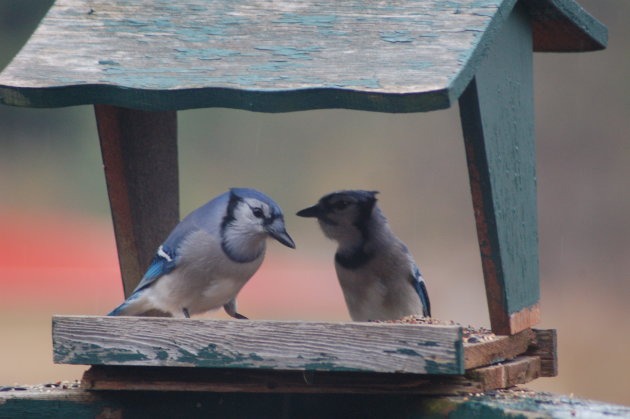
[464,328,535,369]
[95,105,179,296]
[52,316,464,375]
[528,329,558,377]
[81,365,481,395]
[458,4,539,335]
[466,356,541,390]
[0,0,606,112]
[80,357,542,394]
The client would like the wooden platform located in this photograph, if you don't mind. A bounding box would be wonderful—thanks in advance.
[3,387,629,418]
[53,316,556,394]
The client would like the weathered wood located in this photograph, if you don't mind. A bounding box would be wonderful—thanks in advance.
[0,0,606,112]
[466,356,540,391]
[3,388,630,419]
[527,328,558,377]
[52,316,464,375]
[458,3,540,336]
[95,105,179,296]
[524,0,608,52]
[80,356,543,394]
[81,365,481,395]
[464,328,535,369]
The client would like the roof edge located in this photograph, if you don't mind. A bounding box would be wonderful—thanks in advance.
[0,85,453,113]
[525,0,608,52]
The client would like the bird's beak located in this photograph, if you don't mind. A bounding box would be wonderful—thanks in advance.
[296,204,321,218]
[267,223,296,249]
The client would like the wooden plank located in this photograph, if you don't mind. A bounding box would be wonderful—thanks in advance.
[81,365,482,395]
[95,105,179,296]
[3,388,630,418]
[466,356,541,391]
[458,3,540,335]
[527,329,558,377]
[52,316,464,375]
[0,0,606,112]
[81,357,541,394]
[464,328,535,370]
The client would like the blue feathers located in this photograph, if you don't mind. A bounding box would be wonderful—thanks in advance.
[135,245,178,292]
[107,245,177,316]
[412,264,431,318]
[107,188,294,318]
[107,292,141,316]
[298,190,431,321]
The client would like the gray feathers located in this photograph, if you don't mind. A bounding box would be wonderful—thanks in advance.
[108,188,295,318]
[298,190,431,321]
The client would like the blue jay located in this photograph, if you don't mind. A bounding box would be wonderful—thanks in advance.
[297,190,430,321]
[108,188,295,318]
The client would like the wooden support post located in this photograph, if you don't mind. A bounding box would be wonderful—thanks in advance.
[458,3,540,335]
[95,105,179,297]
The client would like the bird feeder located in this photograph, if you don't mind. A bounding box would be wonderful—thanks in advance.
[0,0,606,394]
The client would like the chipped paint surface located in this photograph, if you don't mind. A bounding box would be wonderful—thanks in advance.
[0,0,608,111]
[1,389,628,417]
[0,0,511,111]
[52,316,464,374]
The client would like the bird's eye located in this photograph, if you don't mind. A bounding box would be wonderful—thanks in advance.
[334,201,349,210]
[252,207,264,218]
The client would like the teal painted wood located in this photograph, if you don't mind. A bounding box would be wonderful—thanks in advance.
[0,0,606,112]
[458,3,539,335]
[2,388,629,418]
[52,315,465,375]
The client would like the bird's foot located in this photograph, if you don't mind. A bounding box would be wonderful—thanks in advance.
[233,312,248,320]
[182,308,190,318]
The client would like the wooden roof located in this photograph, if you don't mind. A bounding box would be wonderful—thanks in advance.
[0,0,607,113]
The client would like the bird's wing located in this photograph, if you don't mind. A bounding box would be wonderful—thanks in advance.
[410,263,431,318]
[132,245,178,294]
[128,192,230,295]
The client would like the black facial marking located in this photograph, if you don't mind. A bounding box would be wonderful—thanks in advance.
[353,197,376,241]
[220,192,263,264]
[333,200,349,210]
[221,192,241,232]
[335,246,374,269]
[263,212,280,226]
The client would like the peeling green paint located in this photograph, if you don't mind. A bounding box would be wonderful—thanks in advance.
[0,0,608,112]
[425,358,457,375]
[384,348,422,357]
[55,343,149,365]
[174,345,273,368]
[380,31,415,43]
[272,14,337,28]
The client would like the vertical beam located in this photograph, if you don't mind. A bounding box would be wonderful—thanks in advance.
[458,4,540,335]
[95,105,179,297]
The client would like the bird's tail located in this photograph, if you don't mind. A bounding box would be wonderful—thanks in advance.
[107,291,144,316]
[107,291,172,317]
[417,279,431,318]
[107,300,133,316]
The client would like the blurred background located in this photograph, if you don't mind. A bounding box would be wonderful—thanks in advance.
[0,0,628,406]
